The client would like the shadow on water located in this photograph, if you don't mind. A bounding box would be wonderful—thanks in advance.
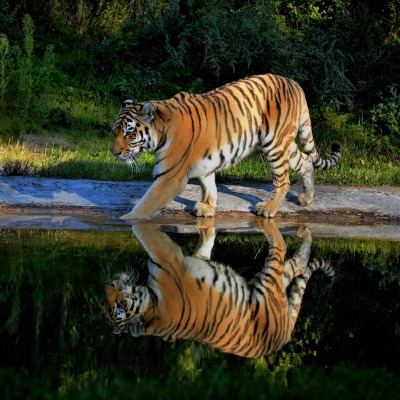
[0,218,400,399]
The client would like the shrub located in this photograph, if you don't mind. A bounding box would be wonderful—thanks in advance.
[0,34,9,109]
[370,86,400,138]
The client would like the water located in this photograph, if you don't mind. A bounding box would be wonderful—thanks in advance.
[1,218,400,399]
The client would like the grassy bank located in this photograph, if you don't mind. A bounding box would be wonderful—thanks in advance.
[1,102,399,186]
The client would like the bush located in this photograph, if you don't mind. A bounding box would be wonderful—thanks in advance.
[0,0,399,139]
[370,86,400,138]
[0,15,59,115]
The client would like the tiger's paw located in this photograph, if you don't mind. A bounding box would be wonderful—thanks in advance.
[192,201,216,217]
[253,218,278,230]
[120,211,137,220]
[298,192,314,206]
[296,226,312,242]
[195,218,215,230]
[120,211,148,221]
[254,201,278,218]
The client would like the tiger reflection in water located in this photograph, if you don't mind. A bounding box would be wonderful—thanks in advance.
[104,221,332,358]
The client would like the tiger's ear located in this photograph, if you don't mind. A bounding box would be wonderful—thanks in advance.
[122,99,135,107]
[130,318,143,337]
[140,102,155,124]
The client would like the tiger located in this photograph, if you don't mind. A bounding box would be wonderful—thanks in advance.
[111,73,342,220]
[103,221,333,358]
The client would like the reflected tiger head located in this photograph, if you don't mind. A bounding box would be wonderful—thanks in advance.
[103,270,149,337]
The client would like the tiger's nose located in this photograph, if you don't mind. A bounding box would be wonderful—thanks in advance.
[110,147,121,157]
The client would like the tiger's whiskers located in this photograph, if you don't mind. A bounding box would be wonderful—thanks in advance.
[129,156,145,175]
[100,264,139,287]
[117,266,139,287]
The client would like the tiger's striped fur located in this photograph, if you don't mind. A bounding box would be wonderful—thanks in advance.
[103,221,333,358]
[111,74,342,220]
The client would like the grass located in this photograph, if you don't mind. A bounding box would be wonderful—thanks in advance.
[2,362,400,400]
[0,99,399,186]
[0,95,153,181]
[0,136,134,181]
[1,137,399,186]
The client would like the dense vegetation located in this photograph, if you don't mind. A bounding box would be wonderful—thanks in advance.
[0,0,399,184]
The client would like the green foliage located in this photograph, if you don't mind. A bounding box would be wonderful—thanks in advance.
[370,86,400,139]
[2,363,400,400]
[20,14,34,107]
[197,4,277,79]
[0,0,399,185]
[0,34,9,108]
[0,14,60,120]
[0,368,53,400]
[0,0,398,109]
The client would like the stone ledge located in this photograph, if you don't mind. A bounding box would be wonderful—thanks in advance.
[1,176,400,224]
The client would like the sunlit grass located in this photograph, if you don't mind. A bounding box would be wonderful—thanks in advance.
[1,136,399,186]
[0,137,153,181]
[1,102,399,186]
[218,152,400,186]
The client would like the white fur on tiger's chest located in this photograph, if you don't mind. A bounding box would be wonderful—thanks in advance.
[189,153,220,178]
[189,143,253,178]
[185,257,249,295]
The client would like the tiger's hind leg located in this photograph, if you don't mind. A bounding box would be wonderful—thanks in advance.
[285,227,333,325]
[287,257,333,325]
[282,226,312,289]
[289,142,315,206]
[277,226,313,325]
[192,173,217,217]
[255,152,291,218]
[249,219,287,288]
[287,272,311,325]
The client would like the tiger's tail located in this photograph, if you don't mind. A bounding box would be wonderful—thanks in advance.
[298,101,342,171]
[310,142,342,171]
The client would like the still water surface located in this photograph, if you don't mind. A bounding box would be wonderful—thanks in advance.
[1,219,399,397]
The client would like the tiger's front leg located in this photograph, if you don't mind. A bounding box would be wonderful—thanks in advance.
[121,175,188,220]
[193,219,216,260]
[192,173,218,217]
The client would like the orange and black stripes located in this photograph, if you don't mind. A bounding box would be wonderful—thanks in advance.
[103,224,333,358]
[111,73,342,220]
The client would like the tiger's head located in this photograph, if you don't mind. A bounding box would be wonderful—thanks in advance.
[103,271,149,337]
[111,99,157,167]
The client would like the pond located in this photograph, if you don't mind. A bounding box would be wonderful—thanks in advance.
[1,217,400,399]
